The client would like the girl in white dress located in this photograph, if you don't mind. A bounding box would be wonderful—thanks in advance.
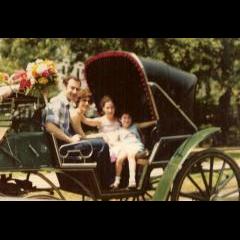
[111,113,144,189]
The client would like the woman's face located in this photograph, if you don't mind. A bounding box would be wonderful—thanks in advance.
[78,97,91,113]
[103,101,115,118]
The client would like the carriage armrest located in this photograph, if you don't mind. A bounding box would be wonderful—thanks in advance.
[136,149,150,159]
[59,141,94,161]
[136,150,150,166]
[50,133,97,168]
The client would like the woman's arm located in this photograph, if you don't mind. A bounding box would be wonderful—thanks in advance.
[70,112,86,137]
[81,115,102,128]
[85,133,104,139]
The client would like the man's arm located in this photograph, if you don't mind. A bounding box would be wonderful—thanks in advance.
[45,122,81,144]
[45,122,72,143]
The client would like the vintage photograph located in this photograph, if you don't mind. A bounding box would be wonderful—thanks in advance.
[0,38,239,201]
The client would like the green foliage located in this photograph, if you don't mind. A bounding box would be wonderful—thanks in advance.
[1,38,240,145]
[0,38,70,72]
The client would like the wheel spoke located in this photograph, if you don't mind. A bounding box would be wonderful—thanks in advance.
[179,191,207,201]
[217,188,240,200]
[145,191,153,199]
[198,163,210,196]
[216,173,235,193]
[208,156,214,194]
[213,161,226,194]
[142,195,146,201]
[187,174,206,198]
[33,172,65,200]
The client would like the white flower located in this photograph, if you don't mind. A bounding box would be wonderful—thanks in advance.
[36,59,44,64]
[36,63,48,75]
[30,77,36,85]
[26,63,34,72]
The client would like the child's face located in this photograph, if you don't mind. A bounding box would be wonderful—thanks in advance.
[121,114,132,128]
[103,101,115,118]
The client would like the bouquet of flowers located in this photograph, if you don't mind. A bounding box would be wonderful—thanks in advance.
[18,59,59,102]
[25,59,58,91]
[0,72,9,86]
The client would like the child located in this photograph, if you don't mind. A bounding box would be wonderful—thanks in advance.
[111,113,144,189]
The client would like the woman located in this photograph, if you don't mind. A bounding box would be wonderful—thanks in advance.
[70,94,120,187]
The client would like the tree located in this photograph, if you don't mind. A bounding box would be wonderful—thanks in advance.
[0,38,70,73]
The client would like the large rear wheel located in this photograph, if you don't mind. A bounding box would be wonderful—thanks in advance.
[171,149,240,201]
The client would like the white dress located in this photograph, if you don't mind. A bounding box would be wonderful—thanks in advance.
[98,117,121,162]
[110,124,144,161]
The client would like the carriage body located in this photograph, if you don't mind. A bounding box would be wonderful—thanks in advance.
[0,51,239,201]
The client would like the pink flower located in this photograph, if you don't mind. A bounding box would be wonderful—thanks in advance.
[20,79,31,90]
[11,70,27,84]
[42,70,50,78]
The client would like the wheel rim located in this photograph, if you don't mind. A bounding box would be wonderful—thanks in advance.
[171,150,240,201]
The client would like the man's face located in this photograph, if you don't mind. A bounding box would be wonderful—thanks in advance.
[65,79,81,102]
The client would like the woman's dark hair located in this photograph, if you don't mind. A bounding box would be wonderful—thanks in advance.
[63,76,81,87]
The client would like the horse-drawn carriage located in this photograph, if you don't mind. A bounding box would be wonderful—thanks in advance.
[0,51,240,201]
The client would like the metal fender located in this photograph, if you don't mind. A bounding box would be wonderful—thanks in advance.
[153,127,221,201]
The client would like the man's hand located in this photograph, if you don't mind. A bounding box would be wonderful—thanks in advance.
[69,134,81,143]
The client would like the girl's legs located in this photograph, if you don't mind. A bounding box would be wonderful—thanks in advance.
[111,151,127,188]
[127,151,137,188]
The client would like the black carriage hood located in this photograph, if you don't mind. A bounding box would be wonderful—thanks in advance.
[140,58,198,118]
[84,51,158,123]
[84,51,198,134]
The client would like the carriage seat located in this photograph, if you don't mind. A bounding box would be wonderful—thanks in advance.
[135,149,150,166]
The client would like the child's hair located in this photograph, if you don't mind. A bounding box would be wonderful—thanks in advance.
[120,112,134,126]
[121,111,133,120]
[100,95,115,110]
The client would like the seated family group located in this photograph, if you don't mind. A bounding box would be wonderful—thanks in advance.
[42,76,146,190]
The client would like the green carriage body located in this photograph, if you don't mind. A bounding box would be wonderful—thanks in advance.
[0,131,53,170]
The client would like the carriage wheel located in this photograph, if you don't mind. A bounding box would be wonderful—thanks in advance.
[141,170,164,201]
[25,194,62,200]
[55,171,96,201]
[171,149,240,201]
[23,172,65,200]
